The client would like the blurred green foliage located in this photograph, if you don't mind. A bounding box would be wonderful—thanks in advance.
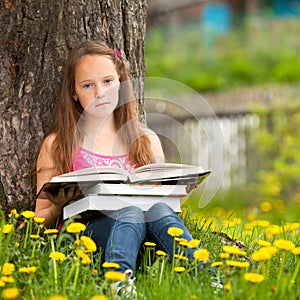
[189,100,300,224]
[249,100,300,203]
[145,18,300,92]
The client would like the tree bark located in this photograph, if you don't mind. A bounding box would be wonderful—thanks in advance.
[0,0,147,213]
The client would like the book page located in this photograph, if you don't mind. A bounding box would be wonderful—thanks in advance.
[57,166,129,178]
[134,163,200,174]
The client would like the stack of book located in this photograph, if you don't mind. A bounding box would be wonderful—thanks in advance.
[36,163,211,220]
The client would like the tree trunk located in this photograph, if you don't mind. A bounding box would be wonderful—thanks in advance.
[0,0,147,213]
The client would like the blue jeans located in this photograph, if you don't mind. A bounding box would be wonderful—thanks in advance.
[80,203,195,272]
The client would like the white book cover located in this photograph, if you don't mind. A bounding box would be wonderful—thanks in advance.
[63,195,182,220]
[86,183,187,196]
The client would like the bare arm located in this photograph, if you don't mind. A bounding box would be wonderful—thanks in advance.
[35,134,63,226]
[146,129,165,163]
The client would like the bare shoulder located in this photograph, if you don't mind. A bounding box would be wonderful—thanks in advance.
[41,133,56,151]
[141,126,165,162]
[37,133,57,170]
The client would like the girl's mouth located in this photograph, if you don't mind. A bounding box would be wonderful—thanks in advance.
[95,101,110,107]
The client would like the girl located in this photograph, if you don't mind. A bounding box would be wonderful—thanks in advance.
[35,40,212,297]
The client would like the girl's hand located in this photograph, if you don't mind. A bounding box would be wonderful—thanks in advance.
[45,186,82,208]
[186,178,198,193]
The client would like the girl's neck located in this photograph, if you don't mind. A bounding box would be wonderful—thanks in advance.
[79,112,127,156]
[83,113,117,136]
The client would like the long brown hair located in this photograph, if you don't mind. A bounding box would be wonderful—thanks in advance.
[43,40,153,174]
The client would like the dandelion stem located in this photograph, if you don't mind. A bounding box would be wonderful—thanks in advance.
[50,238,58,291]
[288,259,300,291]
[73,260,80,291]
[158,258,165,285]
[171,238,176,273]
[65,262,77,285]
[23,220,31,249]
[276,251,286,295]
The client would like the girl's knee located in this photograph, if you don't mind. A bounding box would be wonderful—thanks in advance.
[151,202,174,214]
[145,202,175,222]
[117,206,145,223]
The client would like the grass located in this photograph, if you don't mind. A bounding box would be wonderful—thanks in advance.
[0,191,299,300]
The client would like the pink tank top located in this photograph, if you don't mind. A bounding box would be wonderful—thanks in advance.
[72,147,134,172]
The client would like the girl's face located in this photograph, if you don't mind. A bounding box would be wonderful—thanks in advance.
[74,54,120,119]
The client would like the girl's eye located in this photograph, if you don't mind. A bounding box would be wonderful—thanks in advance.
[83,83,93,89]
[104,79,113,85]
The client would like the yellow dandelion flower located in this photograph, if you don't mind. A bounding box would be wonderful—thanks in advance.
[66,222,86,234]
[21,210,35,219]
[2,224,13,234]
[247,214,256,221]
[251,249,272,261]
[105,271,126,282]
[1,263,15,276]
[244,223,255,230]
[49,252,66,262]
[211,261,223,267]
[292,247,300,255]
[144,241,156,247]
[77,250,91,264]
[220,252,230,259]
[189,295,197,300]
[156,250,167,257]
[30,234,40,240]
[0,280,5,287]
[44,229,59,235]
[226,260,250,268]
[167,227,184,237]
[1,276,14,283]
[193,249,210,262]
[80,236,97,252]
[92,269,98,275]
[18,266,37,274]
[102,262,120,269]
[224,283,232,291]
[289,223,299,230]
[255,240,271,247]
[1,287,20,300]
[244,272,264,283]
[175,237,188,243]
[90,296,109,300]
[274,239,295,251]
[48,296,69,300]
[179,239,189,247]
[262,246,277,256]
[34,217,45,224]
[223,245,246,256]
[260,201,272,212]
[174,266,185,273]
[266,225,282,236]
[244,230,253,236]
[252,220,270,227]
[223,217,242,227]
[8,209,19,218]
[174,254,188,261]
[187,239,200,249]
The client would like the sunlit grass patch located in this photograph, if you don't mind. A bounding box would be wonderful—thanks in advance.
[0,202,299,299]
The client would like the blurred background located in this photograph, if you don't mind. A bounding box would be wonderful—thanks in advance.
[144,0,300,221]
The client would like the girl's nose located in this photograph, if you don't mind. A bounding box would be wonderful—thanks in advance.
[95,84,104,98]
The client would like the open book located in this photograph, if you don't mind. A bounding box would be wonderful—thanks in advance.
[36,162,210,202]
[49,163,210,184]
